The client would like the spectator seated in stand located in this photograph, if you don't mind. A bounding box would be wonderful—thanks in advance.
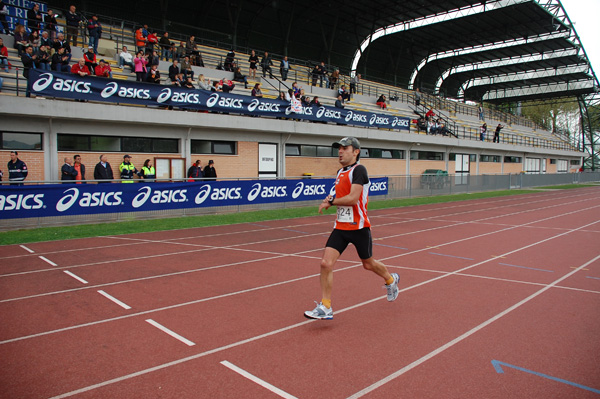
[301,95,311,107]
[13,24,29,56]
[95,59,112,78]
[417,116,426,133]
[335,95,345,109]
[220,79,235,93]
[83,46,97,75]
[119,46,135,72]
[148,50,160,68]
[173,73,185,87]
[71,58,91,77]
[168,60,180,83]
[198,74,212,91]
[425,107,435,120]
[146,64,160,84]
[28,29,40,52]
[53,33,72,63]
[251,83,262,98]
[338,85,351,101]
[190,45,204,67]
[175,41,186,62]
[51,47,70,72]
[40,30,52,48]
[183,76,195,89]
[310,96,322,107]
[0,38,8,73]
[35,44,51,70]
[233,67,248,89]
[376,94,387,109]
[181,56,194,80]
[224,49,235,71]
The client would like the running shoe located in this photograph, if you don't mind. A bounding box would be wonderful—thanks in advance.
[304,301,333,320]
[385,273,400,302]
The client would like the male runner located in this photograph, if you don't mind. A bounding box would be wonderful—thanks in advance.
[304,137,400,320]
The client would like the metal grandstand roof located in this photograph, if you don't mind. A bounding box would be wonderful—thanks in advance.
[74,0,599,104]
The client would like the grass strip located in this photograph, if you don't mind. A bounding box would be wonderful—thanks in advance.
[0,189,551,246]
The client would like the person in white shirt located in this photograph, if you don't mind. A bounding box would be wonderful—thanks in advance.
[119,46,134,72]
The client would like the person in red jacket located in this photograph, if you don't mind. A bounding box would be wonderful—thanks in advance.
[95,59,112,78]
[0,37,9,72]
[71,58,90,76]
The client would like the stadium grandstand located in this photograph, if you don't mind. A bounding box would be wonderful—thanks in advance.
[0,0,599,224]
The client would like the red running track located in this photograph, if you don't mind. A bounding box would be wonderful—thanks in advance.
[1,187,599,398]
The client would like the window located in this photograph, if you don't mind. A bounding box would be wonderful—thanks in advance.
[549,159,557,164]
[285,144,403,159]
[1,132,43,150]
[480,155,501,163]
[557,160,568,172]
[58,134,179,153]
[410,151,444,160]
[191,140,237,155]
[504,156,522,163]
[570,159,580,165]
[450,153,476,162]
[285,145,300,156]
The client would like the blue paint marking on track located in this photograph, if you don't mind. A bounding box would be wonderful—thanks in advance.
[428,252,474,260]
[498,263,554,273]
[374,244,409,250]
[585,276,600,281]
[492,360,600,394]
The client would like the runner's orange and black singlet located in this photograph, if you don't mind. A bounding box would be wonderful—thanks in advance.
[333,162,370,230]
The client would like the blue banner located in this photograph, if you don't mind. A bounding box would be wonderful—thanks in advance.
[28,70,411,130]
[0,177,388,219]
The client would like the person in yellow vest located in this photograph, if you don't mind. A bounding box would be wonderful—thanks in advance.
[119,154,138,183]
[138,158,156,182]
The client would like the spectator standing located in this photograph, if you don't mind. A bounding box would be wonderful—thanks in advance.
[139,159,156,181]
[71,58,90,77]
[350,73,360,94]
[0,0,9,35]
[65,5,81,47]
[93,154,114,183]
[87,15,102,54]
[119,155,138,183]
[27,3,42,33]
[203,160,217,181]
[148,50,160,68]
[146,31,158,55]
[61,157,77,182]
[415,88,421,107]
[73,154,85,183]
[159,32,172,61]
[493,124,504,143]
[135,27,147,54]
[95,59,112,78]
[133,51,148,82]
[185,36,196,58]
[310,64,320,86]
[119,46,135,72]
[330,69,339,89]
[0,38,9,73]
[261,51,274,79]
[187,160,203,181]
[248,50,258,78]
[21,46,36,97]
[480,123,487,141]
[478,104,485,121]
[44,9,58,40]
[319,61,329,88]
[7,151,28,185]
[280,56,291,81]
[425,107,435,120]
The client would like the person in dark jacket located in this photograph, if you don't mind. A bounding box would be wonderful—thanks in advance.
[73,154,85,183]
[260,51,274,78]
[93,154,114,183]
[61,157,78,182]
[87,15,102,54]
[203,160,217,181]
[187,160,203,181]
[27,3,42,33]
[8,151,28,185]
[65,5,81,47]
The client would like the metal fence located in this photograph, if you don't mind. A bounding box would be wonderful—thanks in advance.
[1,173,598,230]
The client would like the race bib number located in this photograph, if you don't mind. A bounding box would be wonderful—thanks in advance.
[336,206,354,223]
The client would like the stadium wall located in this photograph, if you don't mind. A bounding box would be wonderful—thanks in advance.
[0,96,584,182]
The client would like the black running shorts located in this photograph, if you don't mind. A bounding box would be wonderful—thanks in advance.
[325,227,373,260]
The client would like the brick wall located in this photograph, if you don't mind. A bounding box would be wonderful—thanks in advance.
[286,156,339,177]
[479,162,502,174]
[503,163,523,174]
[192,141,258,179]
[0,150,45,182]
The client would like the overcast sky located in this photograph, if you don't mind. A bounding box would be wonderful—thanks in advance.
[560,0,599,78]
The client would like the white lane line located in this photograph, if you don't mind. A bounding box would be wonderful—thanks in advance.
[145,319,195,346]
[63,271,88,284]
[345,252,600,399]
[97,290,131,310]
[221,360,298,399]
[20,245,34,253]
[39,256,58,267]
